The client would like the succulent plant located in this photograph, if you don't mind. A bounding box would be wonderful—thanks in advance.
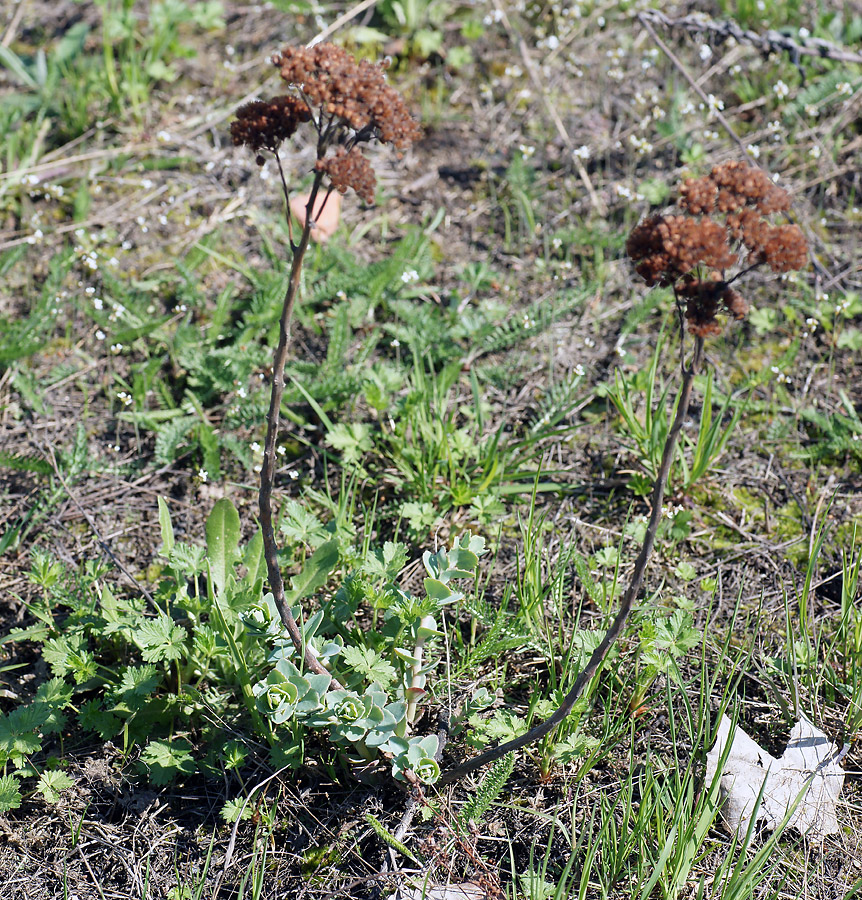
[246,534,485,783]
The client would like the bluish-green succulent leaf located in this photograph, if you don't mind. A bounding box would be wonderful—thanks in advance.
[424,577,455,603]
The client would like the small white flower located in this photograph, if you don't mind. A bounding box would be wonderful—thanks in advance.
[809,145,822,159]
[400,269,419,283]
[288,469,299,480]
[747,144,760,159]
[798,27,810,38]
[699,45,713,61]
[546,35,559,50]
[390,339,400,348]
[773,80,790,99]
[705,94,724,114]
[574,364,585,376]
[574,144,590,160]
[518,144,535,158]
[141,178,154,189]
[95,330,106,341]
[156,130,171,142]
[836,82,853,96]
[198,469,208,482]
[250,442,262,454]
[110,343,123,354]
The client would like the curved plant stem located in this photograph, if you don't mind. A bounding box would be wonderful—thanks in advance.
[439,333,706,785]
[258,169,335,681]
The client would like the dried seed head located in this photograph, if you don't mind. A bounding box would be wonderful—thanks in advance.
[315,146,376,203]
[679,176,718,215]
[677,274,725,338]
[625,214,736,287]
[230,96,312,155]
[756,223,808,271]
[627,161,808,337]
[272,44,422,149]
[709,160,790,214]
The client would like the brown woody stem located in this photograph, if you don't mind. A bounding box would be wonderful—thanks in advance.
[259,169,336,681]
[438,333,705,785]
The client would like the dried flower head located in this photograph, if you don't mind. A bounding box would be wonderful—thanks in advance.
[625,214,736,287]
[315,146,376,204]
[627,161,808,337]
[231,44,420,210]
[230,96,312,157]
[273,44,422,150]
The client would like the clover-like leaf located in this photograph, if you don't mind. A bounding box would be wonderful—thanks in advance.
[341,645,396,688]
[37,769,74,804]
[133,613,188,663]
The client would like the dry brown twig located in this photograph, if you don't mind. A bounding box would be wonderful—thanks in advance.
[639,10,862,68]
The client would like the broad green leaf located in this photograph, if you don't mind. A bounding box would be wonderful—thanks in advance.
[206,498,241,596]
[132,614,188,663]
[0,775,21,812]
[242,529,265,588]
[158,497,175,556]
[284,540,339,605]
[139,739,196,785]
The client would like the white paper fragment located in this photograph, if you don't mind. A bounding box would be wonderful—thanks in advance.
[388,882,487,900]
[706,714,845,840]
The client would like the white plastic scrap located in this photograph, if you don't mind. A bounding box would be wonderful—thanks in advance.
[706,714,845,840]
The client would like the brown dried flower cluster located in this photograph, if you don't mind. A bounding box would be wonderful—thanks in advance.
[231,43,421,206]
[230,96,312,158]
[272,44,422,149]
[677,274,748,337]
[626,214,737,288]
[316,146,376,204]
[626,161,808,338]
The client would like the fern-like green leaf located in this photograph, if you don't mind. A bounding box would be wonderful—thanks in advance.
[457,752,514,826]
[0,451,52,475]
[364,813,421,862]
